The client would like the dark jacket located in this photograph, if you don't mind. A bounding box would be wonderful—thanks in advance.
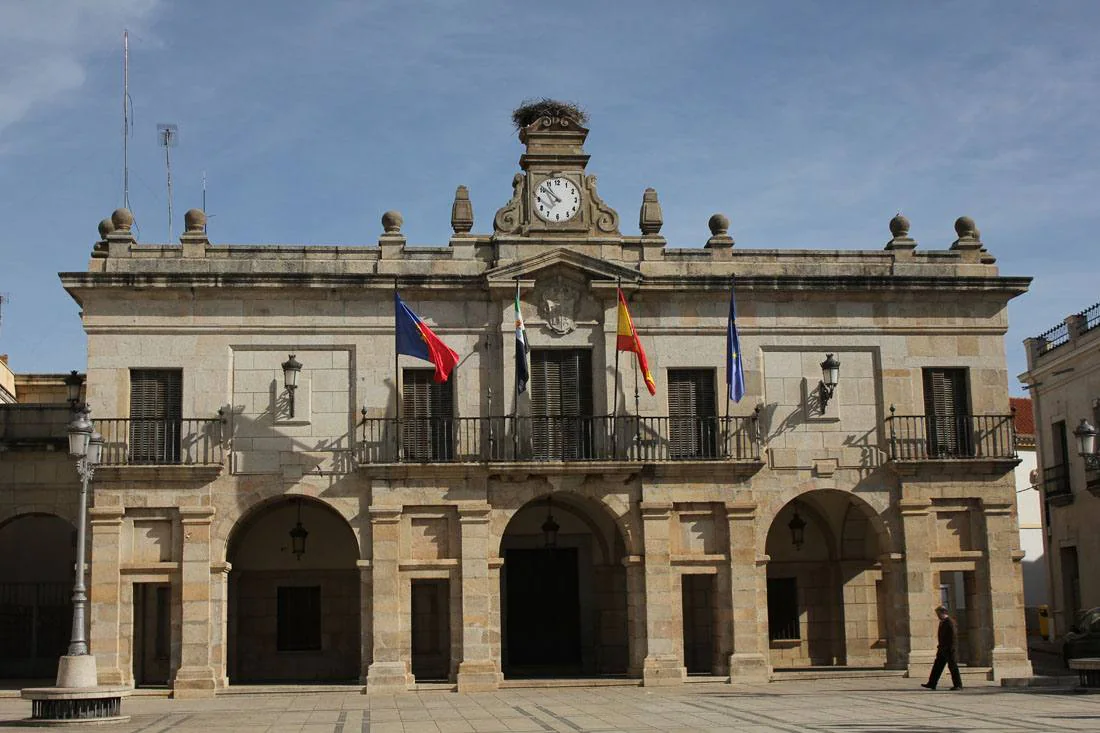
[937,616,957,652]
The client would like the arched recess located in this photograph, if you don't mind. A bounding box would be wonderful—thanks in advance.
[764,490,890,669]
[498,492,630,678]
[226,496,360,683]
[0,513,76,679]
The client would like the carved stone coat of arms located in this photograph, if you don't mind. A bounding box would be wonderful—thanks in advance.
[537,277,579,335]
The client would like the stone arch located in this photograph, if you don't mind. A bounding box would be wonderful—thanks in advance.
[756,486,893,558]
[496,488,632,678]
[225,494,360,684]
[763,489,893,669]
[0,512,77,679]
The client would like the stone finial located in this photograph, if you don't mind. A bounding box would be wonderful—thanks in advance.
[885,212,917,252]
[451,186,473,234]
[889,213,910,239]
[97,218,115,240]
[184,208,207,233]
[639,188,663,235]
[954,216,978,241]
[382,210,403,234]
[111,208,134,232]
[708,213,730,237]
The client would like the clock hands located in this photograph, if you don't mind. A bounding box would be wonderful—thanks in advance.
[539,184,562,204]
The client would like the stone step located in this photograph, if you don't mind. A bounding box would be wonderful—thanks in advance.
[218,684,364,696]
[500,677,641,689]
[771,667,908,681]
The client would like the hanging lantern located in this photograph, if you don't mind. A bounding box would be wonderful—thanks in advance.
[542,497,560,548]
[290,499,308,560]
[788,507,807,551]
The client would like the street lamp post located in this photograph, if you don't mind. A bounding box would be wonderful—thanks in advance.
[63,408,102,672]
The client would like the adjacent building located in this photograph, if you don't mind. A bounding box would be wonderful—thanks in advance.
[1021,303,1100,637]
[0,105,1033,694]
[1010,397,1049,637]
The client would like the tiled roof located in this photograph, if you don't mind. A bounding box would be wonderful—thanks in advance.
[1011,397,1035,443]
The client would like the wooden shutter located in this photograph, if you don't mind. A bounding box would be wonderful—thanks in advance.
[531,349,592,460]
[668,369,717,459]
[129,369,182,463]
[922,368,970,458]
[403,369,453,461]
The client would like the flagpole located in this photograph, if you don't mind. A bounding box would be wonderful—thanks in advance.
[394,277,401,462]
[613,281,622,457]
[726,275,733,423]
[633,352,640,450]
[513,277,520,461]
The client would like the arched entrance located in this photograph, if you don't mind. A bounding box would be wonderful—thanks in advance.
[765,491,889,669]
[0,513,75,679]
[226,497,360,683]
[499,493,628,678]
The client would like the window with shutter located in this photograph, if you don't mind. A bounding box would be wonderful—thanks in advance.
[668,369,717,459]
[530,349,593,460]
[129,369,183,464]
[922,368,971,458]
[403,369,454,461]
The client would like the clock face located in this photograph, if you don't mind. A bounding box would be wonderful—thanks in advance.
[533,177,581,223]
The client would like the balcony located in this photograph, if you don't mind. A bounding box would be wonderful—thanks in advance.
[358,414,761,466]
[886,413,1017,470]
[94,418,224,466]
[1042,462,1073,507]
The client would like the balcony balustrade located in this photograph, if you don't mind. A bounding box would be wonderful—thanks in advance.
[358,414,761,464]
[1041,462,1073,506]
[886,412,1016,461]
[93,417,224,466]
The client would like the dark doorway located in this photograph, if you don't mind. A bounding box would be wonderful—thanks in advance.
[133,583,171,686]
[681,574,715,674]
[504,548,581,675]
[410,579,451,681]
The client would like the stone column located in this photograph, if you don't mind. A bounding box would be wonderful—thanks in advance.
[209,561,231,688]
[640,502,685,686]
[172,506,217,697]
[456,504,501,691]
[623,555,646,677]
[88,506,125,685]
[726,502,770,682]
[357,559,373,685]
[899,498,936,677]
[366,507,412,691]
[982,499,1034,680]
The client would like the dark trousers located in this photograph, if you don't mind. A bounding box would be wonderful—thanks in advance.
[927,648,962,689]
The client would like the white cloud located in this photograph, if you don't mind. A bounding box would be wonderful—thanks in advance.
[0,0,161,137]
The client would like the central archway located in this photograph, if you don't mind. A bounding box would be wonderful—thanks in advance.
[499,493,629,678]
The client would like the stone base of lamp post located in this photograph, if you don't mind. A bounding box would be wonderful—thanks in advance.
[20,655,132,725]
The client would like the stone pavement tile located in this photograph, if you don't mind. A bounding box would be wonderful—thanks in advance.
[403,721,443,733]
[371,722,408,733]
[435,720,476,733]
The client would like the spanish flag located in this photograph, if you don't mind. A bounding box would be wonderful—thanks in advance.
[616,288,656,396]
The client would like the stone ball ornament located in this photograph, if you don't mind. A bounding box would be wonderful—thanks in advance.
[382,210,404,234]
[954,216,977,239]
[708,213,730,236]
[97,218,115,239]
[111,208,134,232]
[889,213,910,238]
[184,208,207,233]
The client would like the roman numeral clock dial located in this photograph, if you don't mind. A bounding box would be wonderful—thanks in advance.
[533,176,581,222]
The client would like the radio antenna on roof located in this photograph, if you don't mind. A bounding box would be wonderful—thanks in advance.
[157,123,178,240]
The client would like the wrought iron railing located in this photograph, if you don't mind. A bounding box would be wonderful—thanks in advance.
[1082,301,1100,334]
[886,412,1016,460]
[1035,320,1071,354]
[358,415,760,464]
[94,418,224,466]
[1042,462,1072,500]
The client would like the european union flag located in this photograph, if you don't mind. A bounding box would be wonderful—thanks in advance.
[726,282,745,403]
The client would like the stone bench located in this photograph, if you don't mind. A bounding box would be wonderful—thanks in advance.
[1068,658,1100,688]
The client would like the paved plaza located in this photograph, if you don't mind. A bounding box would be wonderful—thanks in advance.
[0,678,1097,732]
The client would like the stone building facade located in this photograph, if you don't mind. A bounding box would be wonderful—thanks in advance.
[0,109,1032,694]
[1021,303,1100,636]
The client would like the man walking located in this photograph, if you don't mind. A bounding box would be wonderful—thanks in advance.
[921,605,963,690]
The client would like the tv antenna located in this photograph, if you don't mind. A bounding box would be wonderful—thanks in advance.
[157,123,178,240]
[122,30,131,211]
[0,293,6,341]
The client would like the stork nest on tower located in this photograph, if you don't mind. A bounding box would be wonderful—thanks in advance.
[511,99,589,130]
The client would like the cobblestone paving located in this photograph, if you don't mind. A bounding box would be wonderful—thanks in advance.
[1,679,1098,732]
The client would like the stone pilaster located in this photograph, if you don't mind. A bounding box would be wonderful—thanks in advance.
[899,498,936,677]
[640,502,685,686]
[88,506,125,685]
[357,559,373,685]
[366,507,413,692]
[456,504,501,692]
[725,502,770,683]
[982,499,1034,681]
[209,561,231,688]
[172,506,217,697]
[623,555,645,676]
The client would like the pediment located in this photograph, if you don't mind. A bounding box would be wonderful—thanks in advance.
[485,248,642,287]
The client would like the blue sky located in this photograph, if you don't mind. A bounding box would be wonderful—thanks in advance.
[1,1,1097,395]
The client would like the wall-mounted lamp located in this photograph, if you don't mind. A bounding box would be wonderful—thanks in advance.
[289,498,308,560]
[788,506,807,551]
[1073,419,1100,471]
[542,496,560,548]
[281,354,303,417]
[64,370,84,411]
[819,353,841,409]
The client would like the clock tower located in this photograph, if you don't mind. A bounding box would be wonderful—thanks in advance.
[493,101,620,238]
